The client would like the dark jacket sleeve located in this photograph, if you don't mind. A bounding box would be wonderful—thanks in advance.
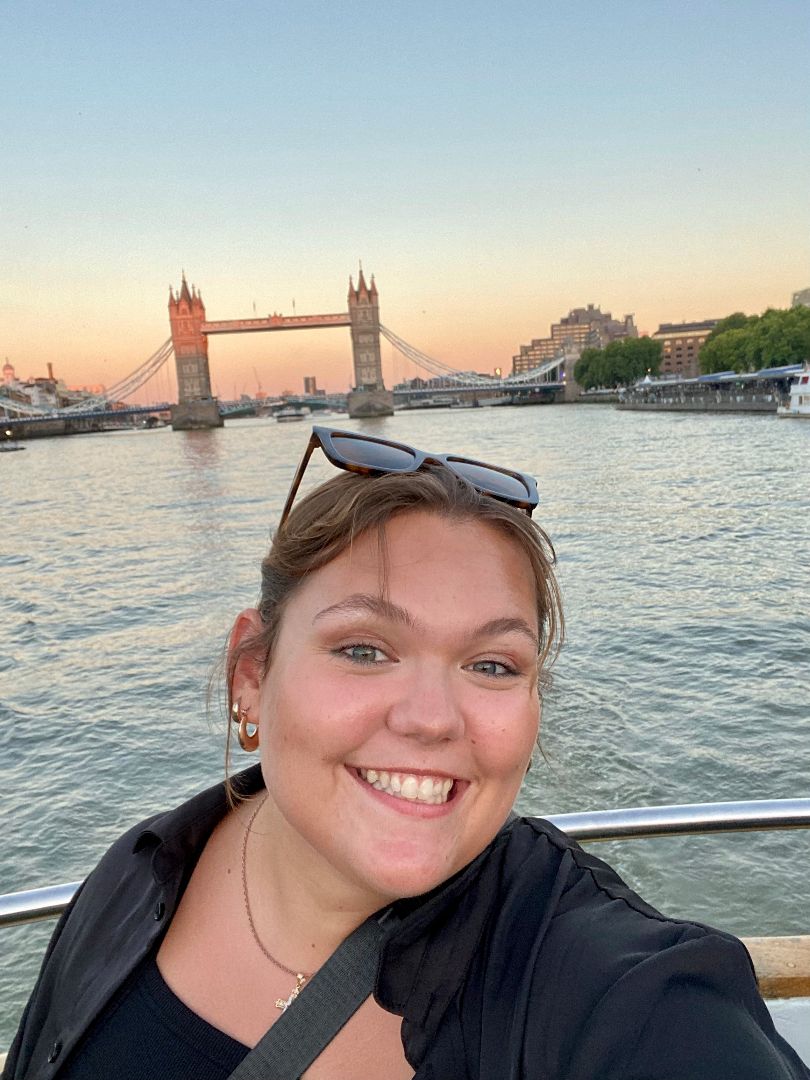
[2,881,86,1080]
[564,933,809,1080]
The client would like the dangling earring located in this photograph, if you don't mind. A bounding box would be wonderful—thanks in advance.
[231,701,259,753]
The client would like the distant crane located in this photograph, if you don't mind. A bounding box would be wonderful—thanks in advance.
[253,366,263,398]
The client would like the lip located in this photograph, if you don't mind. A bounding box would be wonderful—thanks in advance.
[347,766,467,817]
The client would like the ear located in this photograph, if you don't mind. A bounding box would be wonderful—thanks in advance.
[228,608,266,714]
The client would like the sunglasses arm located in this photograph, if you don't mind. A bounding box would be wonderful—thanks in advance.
[278,434,319,529]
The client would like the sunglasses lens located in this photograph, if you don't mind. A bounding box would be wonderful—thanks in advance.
[448,459,532,503]
[330,435,417,472]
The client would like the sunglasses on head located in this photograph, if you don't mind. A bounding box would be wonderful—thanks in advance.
[278,426,540,528]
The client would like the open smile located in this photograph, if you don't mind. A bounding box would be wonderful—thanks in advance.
[357,767,457,805]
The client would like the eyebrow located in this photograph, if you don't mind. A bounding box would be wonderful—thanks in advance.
[313,594,539,649]
[313,593,417,629]
[474,617,539,650]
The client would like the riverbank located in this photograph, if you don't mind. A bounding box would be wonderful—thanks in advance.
[616,365,800,414]
[2,416,157,440]
[576,390,620,404]
[617,397,777,414]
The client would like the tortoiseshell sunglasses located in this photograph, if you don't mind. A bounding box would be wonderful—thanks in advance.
[279,426,539,528]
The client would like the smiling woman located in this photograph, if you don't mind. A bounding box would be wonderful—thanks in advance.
[3,429,808,1080]
[230,511,542,912]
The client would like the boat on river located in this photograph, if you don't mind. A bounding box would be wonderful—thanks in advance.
[1,429,25,452]
[275,406,309,422]
[401,394,462,410]
[777,367,810,418]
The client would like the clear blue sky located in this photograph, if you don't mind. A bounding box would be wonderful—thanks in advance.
[3,0,809,395]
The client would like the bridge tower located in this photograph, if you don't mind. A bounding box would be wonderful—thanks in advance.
[168,276,223,430]
[346,269,394,418]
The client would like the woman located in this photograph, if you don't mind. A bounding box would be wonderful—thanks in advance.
[5,427,808,1079]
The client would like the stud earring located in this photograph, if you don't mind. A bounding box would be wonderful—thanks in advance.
[231,701,259,753]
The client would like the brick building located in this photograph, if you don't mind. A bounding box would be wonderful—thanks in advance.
[652,320,719,378]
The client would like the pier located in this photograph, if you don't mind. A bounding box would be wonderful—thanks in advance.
[617,365,801,414]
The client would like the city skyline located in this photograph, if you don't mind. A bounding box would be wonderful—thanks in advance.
[3,1,809,399]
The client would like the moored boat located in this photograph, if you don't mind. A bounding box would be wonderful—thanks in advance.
[777,366,810,418]
[275,406,309,422]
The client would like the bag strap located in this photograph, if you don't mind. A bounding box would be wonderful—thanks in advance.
[227,910,392,1080]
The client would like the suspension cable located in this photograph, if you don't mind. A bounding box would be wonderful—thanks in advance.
[379,325,566,387]
[379,326,496,385]
[4,340,176,417]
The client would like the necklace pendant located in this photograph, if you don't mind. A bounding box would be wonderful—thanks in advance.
[274,973,307,1012]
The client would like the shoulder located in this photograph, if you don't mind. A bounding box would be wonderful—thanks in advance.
[490,818,808,1079]
[2,768,265,1080]
[507,813,709,922]
[500,815,749,980]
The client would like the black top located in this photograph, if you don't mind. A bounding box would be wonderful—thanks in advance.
[57,955,248,1080]
[5,765,809,1080]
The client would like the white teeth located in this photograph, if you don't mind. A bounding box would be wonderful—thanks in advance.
[418,777,433,800]
[401,776,418,799]
[358,768,455,805]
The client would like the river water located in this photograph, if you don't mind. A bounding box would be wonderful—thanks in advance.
[1,404,808,1044]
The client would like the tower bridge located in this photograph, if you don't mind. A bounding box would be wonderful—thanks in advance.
[2,270,574,436]
[168,269,391,429]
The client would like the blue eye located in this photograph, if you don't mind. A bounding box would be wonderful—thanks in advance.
[340,644,386,664]
[469,660,516,677]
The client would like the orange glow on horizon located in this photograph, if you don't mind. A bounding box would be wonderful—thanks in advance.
[5,267,805,403]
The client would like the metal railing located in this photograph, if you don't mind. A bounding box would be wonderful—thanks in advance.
[2,798,809,930]
[548,797,810,843]
[0,882,80,930]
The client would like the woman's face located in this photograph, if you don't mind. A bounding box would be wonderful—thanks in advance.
[248,510,541,907]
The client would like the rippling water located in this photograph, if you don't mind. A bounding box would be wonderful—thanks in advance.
[1,405,809,1044]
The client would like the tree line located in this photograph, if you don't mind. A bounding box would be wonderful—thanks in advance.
[699,306,810,374]
[573,337,662,390]
[572,305,810,388]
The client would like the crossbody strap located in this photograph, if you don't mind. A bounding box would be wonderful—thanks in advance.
[227,911,392,1080]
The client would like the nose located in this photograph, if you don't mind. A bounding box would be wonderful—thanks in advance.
[385,663,465,744]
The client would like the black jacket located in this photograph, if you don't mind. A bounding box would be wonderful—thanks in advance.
[5,767,808,1079]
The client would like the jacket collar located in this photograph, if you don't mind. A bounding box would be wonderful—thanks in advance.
[131,765,265,884]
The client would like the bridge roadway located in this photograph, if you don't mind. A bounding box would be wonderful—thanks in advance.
[3,403,172,428]
[3,378,565,439]
[400,380,563,396]
[201,313,350,334]
[1,397,337,436]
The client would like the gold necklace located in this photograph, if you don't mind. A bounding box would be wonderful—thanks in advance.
[241,796,312,1010]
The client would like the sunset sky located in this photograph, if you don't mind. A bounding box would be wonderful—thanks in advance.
[3,1,809,400]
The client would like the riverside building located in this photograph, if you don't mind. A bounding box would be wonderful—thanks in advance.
[512,304,636,376]
[652,320,719,379]
[0,361,105,413]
